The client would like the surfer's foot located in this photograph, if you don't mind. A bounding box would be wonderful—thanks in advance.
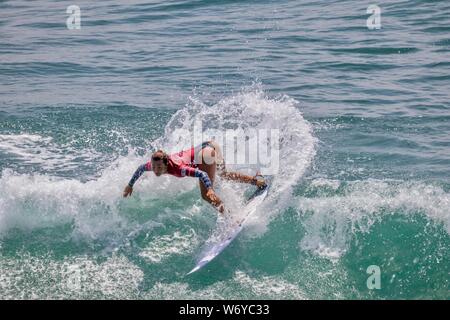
[217,203,225,214]
[253,174,267,189]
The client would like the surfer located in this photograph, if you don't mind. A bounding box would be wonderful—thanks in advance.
[123,141,266,213]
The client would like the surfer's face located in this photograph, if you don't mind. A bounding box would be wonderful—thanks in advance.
[152,159,166,176]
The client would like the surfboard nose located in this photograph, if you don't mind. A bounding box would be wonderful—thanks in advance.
[187,266,200,275]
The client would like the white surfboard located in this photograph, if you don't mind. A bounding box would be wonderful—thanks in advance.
[187,180,270,275]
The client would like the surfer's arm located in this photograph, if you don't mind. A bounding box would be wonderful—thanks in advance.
[127,162,152,188]
[182,166,224,212]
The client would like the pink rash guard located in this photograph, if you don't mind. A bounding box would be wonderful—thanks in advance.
[127,143,213,189]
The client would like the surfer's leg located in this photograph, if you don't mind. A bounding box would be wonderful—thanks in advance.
[219,170,267,189]
[198,178,211,202]
[198,165,215,202]
[197,145,230,214]
[208,140,226,173]
[197,146,223,205]
[198,162,216,188]
[207,140,265,187]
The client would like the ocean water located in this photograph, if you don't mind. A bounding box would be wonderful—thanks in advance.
[1,0,449,299]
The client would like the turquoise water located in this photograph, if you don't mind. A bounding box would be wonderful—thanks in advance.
[1,0,449,299]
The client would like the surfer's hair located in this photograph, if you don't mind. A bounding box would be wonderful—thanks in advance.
[151,150,168,165]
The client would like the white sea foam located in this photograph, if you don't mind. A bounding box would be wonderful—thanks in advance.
[296,179,450,260]
[0,251,143,299]
[139,229,199,263]
[153,85,317,232]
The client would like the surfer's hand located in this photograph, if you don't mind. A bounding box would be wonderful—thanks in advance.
[123,185,133,197]
[256,180,266,188]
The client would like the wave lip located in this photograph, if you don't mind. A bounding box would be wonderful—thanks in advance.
[159,86,317,194]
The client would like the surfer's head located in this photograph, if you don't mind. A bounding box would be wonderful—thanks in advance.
[151,150,168,176]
